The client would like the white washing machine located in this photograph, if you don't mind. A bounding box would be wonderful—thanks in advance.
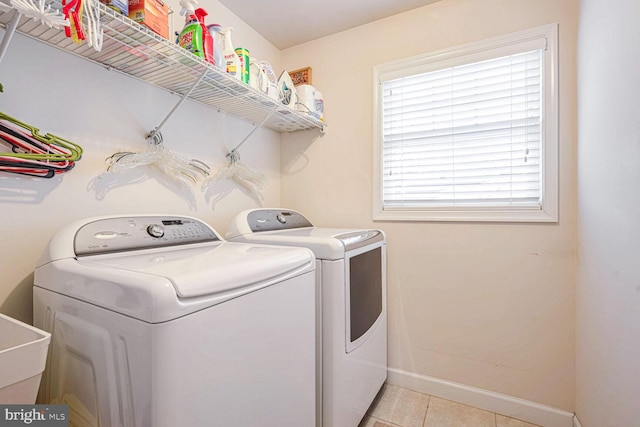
[226,209,387,427]
[33,215,317,427]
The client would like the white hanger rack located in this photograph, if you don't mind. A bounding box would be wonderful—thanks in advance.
[0,0,326,134]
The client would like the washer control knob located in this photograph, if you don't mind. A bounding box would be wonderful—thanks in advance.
[147,224,165,238]
[276,214,287,224]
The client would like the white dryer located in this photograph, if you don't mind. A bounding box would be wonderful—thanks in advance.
[33,215,316,427]
[226,209,387,427]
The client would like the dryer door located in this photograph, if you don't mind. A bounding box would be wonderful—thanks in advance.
[344,242,386,353]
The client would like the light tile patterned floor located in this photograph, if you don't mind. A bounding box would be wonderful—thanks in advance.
[360,384,541,427]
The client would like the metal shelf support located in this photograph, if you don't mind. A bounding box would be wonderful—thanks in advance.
[147,68,209,144]
[0,9,21,66]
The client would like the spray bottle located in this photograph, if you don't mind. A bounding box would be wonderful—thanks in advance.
[195,9,214,64]
[220,27,241,80]
[177,0,214,65]
[177,0,200,56]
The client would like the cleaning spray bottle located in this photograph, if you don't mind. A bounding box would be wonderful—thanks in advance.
[177,0,214,65]
[220,27,241,80]
[195,9,214,64]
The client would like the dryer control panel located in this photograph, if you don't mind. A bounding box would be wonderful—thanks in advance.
[74,216,220,256]
[246,209,313,232]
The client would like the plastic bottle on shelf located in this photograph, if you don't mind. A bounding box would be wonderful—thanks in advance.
[235,47,250,84]
[194,9,214,64]
[206,24,224,70]
[220,27,241,80]
[176,0,214,65]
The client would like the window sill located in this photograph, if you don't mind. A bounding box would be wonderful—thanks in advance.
[373,207,558,223]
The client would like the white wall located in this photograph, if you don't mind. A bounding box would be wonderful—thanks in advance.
[576,0,640,425]
[0,0,287,323]
[281,0,578,411]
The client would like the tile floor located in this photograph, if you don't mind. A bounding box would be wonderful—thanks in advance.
[360,384,541,427]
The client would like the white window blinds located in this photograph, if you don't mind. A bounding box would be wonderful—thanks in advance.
[381,49,543,209]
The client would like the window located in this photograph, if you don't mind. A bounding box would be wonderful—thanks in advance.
[373,24,558,222]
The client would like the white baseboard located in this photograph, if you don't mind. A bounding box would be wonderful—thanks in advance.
[387,368,574,427]
[573,415,583,427]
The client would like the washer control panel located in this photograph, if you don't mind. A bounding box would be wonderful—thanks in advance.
[247,209,313,232]
[74,216,220,256]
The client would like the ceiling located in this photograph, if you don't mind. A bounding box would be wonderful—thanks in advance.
[216,0,442,49]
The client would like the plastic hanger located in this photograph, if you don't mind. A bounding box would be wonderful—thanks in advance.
[82,0,103,51]
[9,0,68,29]
[63,0,85,43]
[0,112,83,178]
[203,106,277,202]
[205,150,267,202]
[106,133,210,185]
[105,69,211,185]
[0,112,83,161]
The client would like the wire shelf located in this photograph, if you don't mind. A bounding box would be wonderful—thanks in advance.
[0,1,325,133]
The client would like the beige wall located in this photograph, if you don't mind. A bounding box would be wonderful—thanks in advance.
[281,0,578,411]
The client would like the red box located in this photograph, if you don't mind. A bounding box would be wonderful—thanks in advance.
[128,0,169,39]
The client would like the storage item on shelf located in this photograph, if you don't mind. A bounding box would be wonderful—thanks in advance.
[128,0,169,38]
[249,59,278,100]
[0,0,325,133]
[296,84,324,122]
[221,26,241,80]
[194,8,213,63]
[177,0,214,64]
[262,61,279,100]
[206,23,224,69]
[235,46,249,84]
[278,70,297,107]
[99,0,127,15]
[249,57,265,92]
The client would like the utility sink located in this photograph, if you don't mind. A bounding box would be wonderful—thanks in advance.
[0,312,51,404]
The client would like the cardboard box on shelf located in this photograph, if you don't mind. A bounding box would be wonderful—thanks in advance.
[128,0,170,39]
[100,0,128,16]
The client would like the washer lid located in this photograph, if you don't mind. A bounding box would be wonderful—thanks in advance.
[78,242,313,298]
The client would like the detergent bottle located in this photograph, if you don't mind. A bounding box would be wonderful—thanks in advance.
[221,27,241,80]
[206,23,224,70]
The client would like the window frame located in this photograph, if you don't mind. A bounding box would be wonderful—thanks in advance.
[372,23,559,223]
